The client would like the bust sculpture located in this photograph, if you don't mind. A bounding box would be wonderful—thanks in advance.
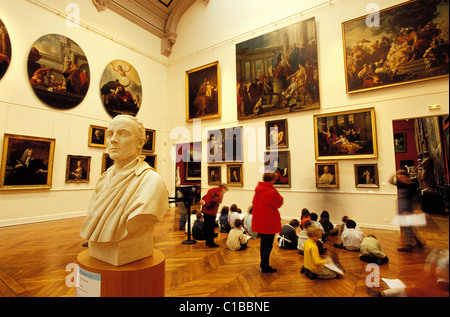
[80,115,168,266]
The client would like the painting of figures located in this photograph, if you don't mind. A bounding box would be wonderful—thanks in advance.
[100,60,142,117]
[27,34,90,109]
[236,17,320,120]
[0,18,12,81]
[343,0,449,93]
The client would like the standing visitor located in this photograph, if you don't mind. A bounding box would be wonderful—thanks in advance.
[200,183,228,248]
[252,173,284,273]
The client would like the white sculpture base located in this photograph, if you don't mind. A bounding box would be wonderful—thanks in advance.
[88,228,154,266]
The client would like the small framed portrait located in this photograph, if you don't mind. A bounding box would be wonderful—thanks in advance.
[1,134,56,190]
[186,61,221,122]
[144,154,157,170]
[354,163,379,188]
[266,119,288,149]
[101,153,114,173]
[65,155,91,183]
[227,164,243,187]
[89,125,107,147]
[315,162,339,189]
[142,129,156,153]
[208,166,222,185]
[393,132,407,153]
[264,150,290,187]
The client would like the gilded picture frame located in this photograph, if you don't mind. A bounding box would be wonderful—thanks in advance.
[227,164,243,187]
[65,155,91,183]
[315,162,339,189]
[208,166,222,185]
[342,0,449,94]
[186,61,221,122]
[88,125,107,148]
[314,107,377,160]
[354,163,379,188]
[142,128,156,154]
[264,150,291,188]
[266,119,288,149]
[1,134,56,190]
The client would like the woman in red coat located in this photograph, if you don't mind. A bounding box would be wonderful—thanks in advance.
[252,173,284,273]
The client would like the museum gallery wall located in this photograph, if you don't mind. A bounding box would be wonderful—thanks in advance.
[1,0,449,229]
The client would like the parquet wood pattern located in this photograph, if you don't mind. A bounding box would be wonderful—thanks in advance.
[0,207,448,297]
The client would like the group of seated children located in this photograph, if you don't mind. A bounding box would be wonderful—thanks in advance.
[189,204,257,251]
[278,208,389,279]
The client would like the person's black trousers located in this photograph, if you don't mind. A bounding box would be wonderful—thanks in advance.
[260,233,275,269]
[203,213,216,246]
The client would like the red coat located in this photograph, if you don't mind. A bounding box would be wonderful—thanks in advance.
[201,187,224,216]
[251,181,283,234]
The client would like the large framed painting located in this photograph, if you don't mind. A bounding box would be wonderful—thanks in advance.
[100,60,142,117]
[342,0,449,93]
[0,18,12,81]
[314,107,377,160]
[27,34,90,109]
[266,119,288,149]
[207,126,243,163]
[264,150,291,188]
[236,17,320,120]
[65,155,91,183]
[315,162,339,189]
[186,61,221,122]
[1,134,55,190]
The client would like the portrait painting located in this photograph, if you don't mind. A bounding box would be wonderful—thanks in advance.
[315,162,339,189]
[227,164,243,187]
[354,163,379,188]
[186,61,220,122]
[100,60,142,117]
[1,134,55,190]
[88,125,107,148]
[266,119,288,149]
[142,129,156,153]
[264,150,291,187]
[208,166,222,185]
[393,132,407,153]
[27,34,90,109]
[342,0,449,93]
[236,17,320,120]
[314,107,377,160]
[0,18,12,81]
[207,126,243,163]
[66,155,91,183]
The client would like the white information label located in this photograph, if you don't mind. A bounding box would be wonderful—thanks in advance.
[76,267,101,297]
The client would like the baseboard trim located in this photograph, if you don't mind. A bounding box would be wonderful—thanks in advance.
[0,211,87,228]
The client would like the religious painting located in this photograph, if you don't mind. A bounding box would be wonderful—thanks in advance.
[0,18,12,81]
[236,17,320,120]
[100,60,142,117]
[266,119,288,149]
[88,125,107,148]
[314,107,378,160]
[315,162,339,189]
[142,129,156,153]
[354,163,379,188]
[264,150,291,187]
[65,155,91,183]
[186,61,221,122]
[27,34,90,109]
[342,0,449,93]
[227,164,243,187]
[393,132,407,153]
[207,126,243,163]
[0,134,55,190]
[208,166,221,185]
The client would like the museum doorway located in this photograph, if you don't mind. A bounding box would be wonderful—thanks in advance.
[392,115,449,214]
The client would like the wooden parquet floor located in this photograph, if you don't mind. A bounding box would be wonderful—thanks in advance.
[0,207,448,298]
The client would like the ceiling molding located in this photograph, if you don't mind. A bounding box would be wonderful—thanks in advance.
[92,0,199,57]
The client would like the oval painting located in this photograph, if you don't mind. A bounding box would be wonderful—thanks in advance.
[27,34,90,109]
[100,60,142,117]
[0,18,12,81]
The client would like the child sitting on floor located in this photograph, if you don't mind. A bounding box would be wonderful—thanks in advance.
[219,206,231,233]
[192,212,206,240]
[319,210,339,236]
[334,219,363,251]
[300,208,311,229]
[226,219,248,251]
[278,219,299,249]
[301,225,338,279]
[359,234,389,265]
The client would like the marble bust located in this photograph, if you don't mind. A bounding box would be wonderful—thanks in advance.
[80,115,168,266]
